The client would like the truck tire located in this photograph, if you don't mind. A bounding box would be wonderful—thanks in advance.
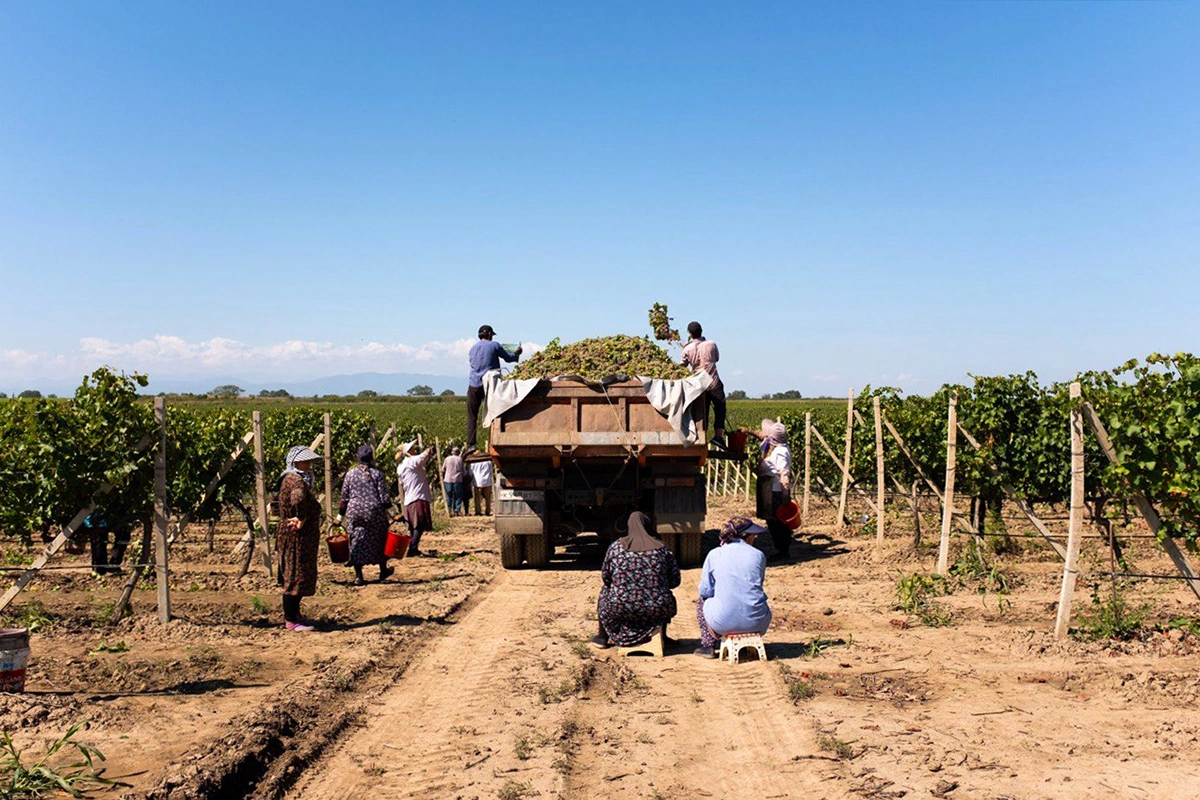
[524,533,552,568]
[499,531,525,569]
[678,532,703,567]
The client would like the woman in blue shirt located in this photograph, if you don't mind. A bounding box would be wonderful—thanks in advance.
[695,517,772,658]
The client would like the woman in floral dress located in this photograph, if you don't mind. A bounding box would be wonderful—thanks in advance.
[592,511,681,648]
[277,446,323,631]
[339,444,395,586]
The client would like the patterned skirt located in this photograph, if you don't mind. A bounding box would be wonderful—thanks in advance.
[347,510,389,565]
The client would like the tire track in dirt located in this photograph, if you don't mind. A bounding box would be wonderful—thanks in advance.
[563,592,851,800]
[288,568,576,799]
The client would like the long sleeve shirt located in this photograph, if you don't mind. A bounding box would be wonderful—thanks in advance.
[468,340,519,387]
[442,455,465,483]
[681,337,722,391]
[398,450,434,506]
[758,443,792,492]
[698,540,771,635]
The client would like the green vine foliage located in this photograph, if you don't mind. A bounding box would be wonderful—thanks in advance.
[0,369,432,544]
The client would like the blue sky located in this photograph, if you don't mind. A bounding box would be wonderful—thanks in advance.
[1,1,1197,395]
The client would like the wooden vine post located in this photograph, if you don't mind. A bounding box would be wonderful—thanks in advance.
[873,396,885,544]
[251,411,273,576]
[836,388,854,526]
[802,412,812,525]
[1054,382,1086,638]
[936,394,958,575]
[323,413,333,523]
[153,397,171,623]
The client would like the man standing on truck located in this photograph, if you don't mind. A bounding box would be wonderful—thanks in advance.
[681,321,725,448]
[465,324,522,456]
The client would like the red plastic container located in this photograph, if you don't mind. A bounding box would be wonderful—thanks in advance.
[326,532,350,564]
[384,530,412,559]
[726,431,748,455]
[775,500,801,530]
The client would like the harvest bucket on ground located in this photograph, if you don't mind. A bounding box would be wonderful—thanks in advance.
[384,529,412,559]
[775,500,801,530]
[0,628,31,693]
[326,530,350,564]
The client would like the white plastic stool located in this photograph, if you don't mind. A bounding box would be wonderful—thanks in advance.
[719,632,767,664]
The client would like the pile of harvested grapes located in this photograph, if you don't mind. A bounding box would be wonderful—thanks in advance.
[507,335,691,382]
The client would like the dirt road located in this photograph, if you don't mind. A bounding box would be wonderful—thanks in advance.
[285,496,1200,800]
[288,562,845,799]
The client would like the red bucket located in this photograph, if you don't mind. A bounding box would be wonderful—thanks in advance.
[384,529,411,560]
[726,431,748,455]
[326,531,350,564]
[775,500,801,531]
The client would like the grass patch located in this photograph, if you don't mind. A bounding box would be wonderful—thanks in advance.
[1072,581,1148,641]
[497,780,537,800]
[894,572,954,627]
[778,664,816,703]
[0,721,128,797]
[513,734,532,761]
[88,640,128,655]
[817,733,855,760]
[250,595,270,614]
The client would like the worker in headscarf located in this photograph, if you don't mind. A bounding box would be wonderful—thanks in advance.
[277,446,323,631]
[338,444,395,585]
[592,511,682,649]
[397,439,435,557]
[752,419,793,560]
[694,516,772,658]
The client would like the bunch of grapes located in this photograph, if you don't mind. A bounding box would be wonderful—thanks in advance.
[648,302,679,343]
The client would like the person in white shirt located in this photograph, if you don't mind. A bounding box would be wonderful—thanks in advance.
[752,419,793,560]
[397,440,435,556]
[469,459,494,516]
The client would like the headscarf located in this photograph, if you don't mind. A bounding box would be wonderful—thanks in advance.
[617,511,665,553]
[400,439,419,458]
[720,516,765,546]
[761,419,787,446]
[357,444,375,465]
[283,445,319,487]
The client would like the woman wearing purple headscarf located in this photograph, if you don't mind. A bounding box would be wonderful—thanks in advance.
[339,444,395,586]
[752,419,793,560]
[592,511,681,649]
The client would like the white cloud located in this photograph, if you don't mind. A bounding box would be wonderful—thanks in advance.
[0,335,545,384]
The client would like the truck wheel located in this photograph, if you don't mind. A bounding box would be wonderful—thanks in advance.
[499,531,525,569]
[678,532,703,567]
[525,533,552,568]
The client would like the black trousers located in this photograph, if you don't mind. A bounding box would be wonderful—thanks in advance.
[282,594,302,622]
[708,384,727,432]
[466,384,486,447]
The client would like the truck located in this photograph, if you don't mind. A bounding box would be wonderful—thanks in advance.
[487,378,709,569]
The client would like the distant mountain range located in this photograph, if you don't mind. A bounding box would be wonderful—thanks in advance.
[12,372,465,398]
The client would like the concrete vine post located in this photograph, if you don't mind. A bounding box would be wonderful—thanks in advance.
[154,397,171,624]
[873,395,885,545]
[1054,382,1086,639]
[936,394,958,575]
[802,412,812,525]
[323,413,333,525]
[252,411,273,576]
[837,389,854,526]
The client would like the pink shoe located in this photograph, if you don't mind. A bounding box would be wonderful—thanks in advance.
[285,621,315,632]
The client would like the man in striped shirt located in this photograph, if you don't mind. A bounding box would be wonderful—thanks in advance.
[681,321,725,448]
